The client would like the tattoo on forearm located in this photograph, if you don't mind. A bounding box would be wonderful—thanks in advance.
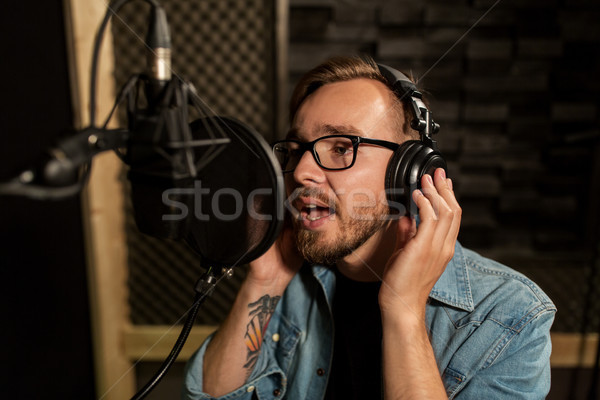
[244,294,280,372]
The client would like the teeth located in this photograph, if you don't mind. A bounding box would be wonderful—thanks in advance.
[299,202,335,222]
[305,204,321,221]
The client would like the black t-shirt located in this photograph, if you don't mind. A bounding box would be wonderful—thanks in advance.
[324,268,383,400]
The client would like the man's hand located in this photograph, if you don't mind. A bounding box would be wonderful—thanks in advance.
[379,167,461,318]
[379,167,460,399]
[246,221,303,288]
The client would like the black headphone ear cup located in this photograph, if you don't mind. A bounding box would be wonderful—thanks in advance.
[385,141,447,216]
[385,141,422,215]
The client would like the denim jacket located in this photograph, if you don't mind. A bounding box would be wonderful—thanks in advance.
[182,242,556,399]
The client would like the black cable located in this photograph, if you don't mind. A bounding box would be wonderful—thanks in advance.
[130,267,227,400]
[131,296,202,400]
[89,0,129,127]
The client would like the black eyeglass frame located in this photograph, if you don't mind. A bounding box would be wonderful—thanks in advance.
[272,134,400,173]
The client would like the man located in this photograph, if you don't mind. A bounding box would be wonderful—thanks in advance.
[183,56,556,399]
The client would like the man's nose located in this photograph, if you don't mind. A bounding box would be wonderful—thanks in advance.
[292,150,325,185]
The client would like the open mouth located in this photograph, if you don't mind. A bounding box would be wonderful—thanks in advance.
[300,203,336,221]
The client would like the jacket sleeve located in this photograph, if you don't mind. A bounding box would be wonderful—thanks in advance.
[181,331,288,400]
[453,308,555,400]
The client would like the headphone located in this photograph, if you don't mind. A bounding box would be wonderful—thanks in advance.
[377,64,447,216]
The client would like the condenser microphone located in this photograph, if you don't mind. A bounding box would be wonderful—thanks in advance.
[145,5,171,102]
[125,4,199,240]
[124,4,284,266]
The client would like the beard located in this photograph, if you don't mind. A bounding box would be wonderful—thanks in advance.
[292,188,389,266]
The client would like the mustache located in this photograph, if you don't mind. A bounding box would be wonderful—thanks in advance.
[295,187,334,204]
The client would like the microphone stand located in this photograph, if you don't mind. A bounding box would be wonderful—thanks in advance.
[0,126,128,200]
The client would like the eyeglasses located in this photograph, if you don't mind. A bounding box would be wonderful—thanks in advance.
[272,134,400,173]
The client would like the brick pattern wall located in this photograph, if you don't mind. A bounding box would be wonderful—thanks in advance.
[288,0,600,332]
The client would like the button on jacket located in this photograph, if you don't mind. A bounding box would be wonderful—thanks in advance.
[182,242,556,400]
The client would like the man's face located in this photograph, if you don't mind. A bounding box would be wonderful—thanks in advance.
[286,78,402,265]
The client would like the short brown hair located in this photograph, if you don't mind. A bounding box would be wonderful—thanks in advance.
[288,55,419,140]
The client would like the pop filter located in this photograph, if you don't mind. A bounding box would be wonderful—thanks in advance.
[182,116,284,267]
[128,114,285,400]
[124,75,285,268]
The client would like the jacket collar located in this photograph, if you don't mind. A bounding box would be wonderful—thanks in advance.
[310,241,474,313]
[429,241,474,312]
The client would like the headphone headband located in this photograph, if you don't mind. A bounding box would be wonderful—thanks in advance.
[377,63,419,97]
[377,64,440,148]
[376,64,447,216]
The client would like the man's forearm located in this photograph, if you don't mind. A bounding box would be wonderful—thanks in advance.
[202,279,287,397]
[381,311,447,400]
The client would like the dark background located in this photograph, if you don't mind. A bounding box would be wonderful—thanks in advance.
[0,2,95,400]
[1,0,599,399]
